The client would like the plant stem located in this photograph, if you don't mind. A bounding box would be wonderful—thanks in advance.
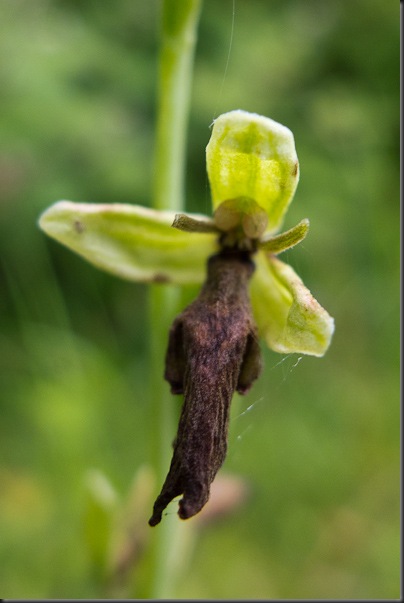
[145,0,202,598]
[153,0,202,213]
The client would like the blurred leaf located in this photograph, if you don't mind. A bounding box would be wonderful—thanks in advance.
[83,469,118,582]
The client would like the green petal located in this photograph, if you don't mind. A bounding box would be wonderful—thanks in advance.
[39,201,217,284]
[259,219,309,254]
[250,251,334,356]
[172,212,219,233]
[206,110,299,234]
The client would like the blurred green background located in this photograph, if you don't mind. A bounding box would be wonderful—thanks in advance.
[0,0,399,598]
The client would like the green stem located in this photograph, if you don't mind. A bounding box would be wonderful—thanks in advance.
[145,0,202,598]
[153,0,202,212]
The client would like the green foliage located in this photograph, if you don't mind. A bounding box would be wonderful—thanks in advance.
[83,470,118,584]
[0,0,399,599]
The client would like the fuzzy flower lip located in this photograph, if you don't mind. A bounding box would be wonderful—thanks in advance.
[38,109,334,357]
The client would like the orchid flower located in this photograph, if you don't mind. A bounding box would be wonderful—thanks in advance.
[39,110,334,524]
[39,110,334,357]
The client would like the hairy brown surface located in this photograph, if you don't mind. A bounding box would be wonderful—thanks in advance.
[149,249,262,526]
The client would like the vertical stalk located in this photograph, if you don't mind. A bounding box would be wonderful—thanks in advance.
[153,0,202,213]
[145,0,202,598]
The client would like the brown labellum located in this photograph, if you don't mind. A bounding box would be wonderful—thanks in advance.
[148,248,262,526]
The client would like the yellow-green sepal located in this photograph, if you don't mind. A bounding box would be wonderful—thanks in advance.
[206,110,299,235]
[250,251,334,356]
[39,201,218,284]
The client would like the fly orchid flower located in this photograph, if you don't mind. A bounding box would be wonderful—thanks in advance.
[39,110,334,524]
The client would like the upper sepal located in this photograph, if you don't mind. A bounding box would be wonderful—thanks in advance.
[206,110,299,235]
